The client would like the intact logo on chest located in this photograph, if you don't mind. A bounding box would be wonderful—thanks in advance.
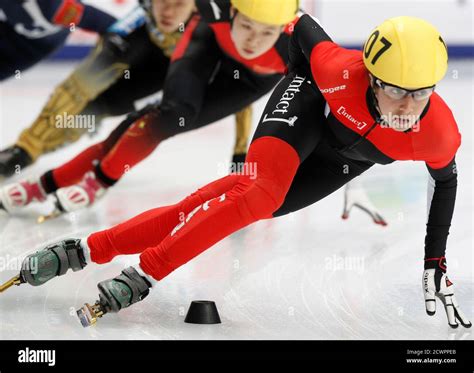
[335,105,369,131]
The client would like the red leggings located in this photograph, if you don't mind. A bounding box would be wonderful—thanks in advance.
[51,111,159,188]
[52,141,106,187]
[87,136,300,280]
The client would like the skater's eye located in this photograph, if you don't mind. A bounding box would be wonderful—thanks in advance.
[412,88,434,101]
[388,87,405,97]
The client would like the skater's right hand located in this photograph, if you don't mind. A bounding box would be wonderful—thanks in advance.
[422,258,471,329]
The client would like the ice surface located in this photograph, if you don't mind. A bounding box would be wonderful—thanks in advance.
[0,60,472,340]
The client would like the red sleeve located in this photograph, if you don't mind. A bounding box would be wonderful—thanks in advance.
[426,139,460,170]
[426,121,461,169]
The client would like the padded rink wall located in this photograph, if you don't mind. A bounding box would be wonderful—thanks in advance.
[52,0,473,59]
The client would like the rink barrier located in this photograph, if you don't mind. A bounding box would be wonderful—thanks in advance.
[49,44,474,60]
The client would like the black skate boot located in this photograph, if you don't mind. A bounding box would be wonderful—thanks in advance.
[0,146,33,180]
[76,267,152,327]
[0,239,87,293]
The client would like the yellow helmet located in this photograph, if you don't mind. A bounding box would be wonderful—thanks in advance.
[231,0,299,26]
[363,16,448,89]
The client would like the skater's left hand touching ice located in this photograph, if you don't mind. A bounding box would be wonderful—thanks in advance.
[423,257,471,328]
[342,181,387,226]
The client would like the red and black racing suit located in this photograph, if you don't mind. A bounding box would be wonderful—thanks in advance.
[85,15,460,279]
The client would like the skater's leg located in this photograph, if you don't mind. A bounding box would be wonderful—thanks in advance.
[47,61,279,212]
[139,136,301,280]
[4,71,323,297]
[273,140,374,217]
[95,18,220,184]
[40,44,170,193]
[40,107,157,192]
[38,40,220,212]
[96,65,281,184]
[14,27,155,163]
[88,174,241,263]
[133,71,325,280]
[94,21,281,184]
[2,30,169,208]
[88,69,324,266]
[0,105,162,212]
[42,143,108,190]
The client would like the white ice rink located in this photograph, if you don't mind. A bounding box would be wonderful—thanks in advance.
[0,60,472,340]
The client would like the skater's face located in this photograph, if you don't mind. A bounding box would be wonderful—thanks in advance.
[370,76,431,132]
[230,10,283,59]
[152,0,195,33]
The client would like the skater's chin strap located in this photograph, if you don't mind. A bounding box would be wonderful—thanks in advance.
[367,81,386,127]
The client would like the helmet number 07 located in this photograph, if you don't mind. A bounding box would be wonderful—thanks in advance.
[364,30,393,65]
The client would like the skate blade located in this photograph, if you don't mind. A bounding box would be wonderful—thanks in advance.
[37,209,63,224]
[0,275,22,293]
[76,303,104,327]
